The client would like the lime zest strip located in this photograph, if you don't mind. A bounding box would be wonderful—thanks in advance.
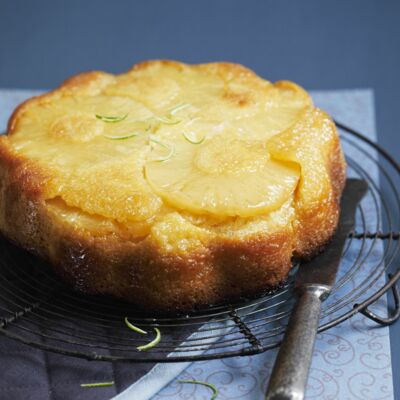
[80,381,114,388]
[137,327,161,351]
[151,103,190,124]
[169,103,190,115]
[150,137,175,162]
[182,132,205,144]
[154,115,181,125]
[124,317,148,335]
[96,113,128,123]
[178,380,218,399]
[103,132,144,140]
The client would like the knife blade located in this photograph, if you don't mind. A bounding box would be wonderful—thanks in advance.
[295,178,368,294]
[265,178,368,400]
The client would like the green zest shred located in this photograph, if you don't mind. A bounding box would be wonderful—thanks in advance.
[124,317,161,351]
[153,103,190,124]
[137,328,161,351]
[80,381,115,388]
[169,103,190,115]
[103,132,145,140]
[98,104,196,165]
[178,380,218,399]
[150,137,175,162]
[124,317,148,335]
[154,115,181,125]
[182,132,205,144]
[95,113,128,123]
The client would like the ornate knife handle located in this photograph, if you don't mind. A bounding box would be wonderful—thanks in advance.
[265,284,330,400]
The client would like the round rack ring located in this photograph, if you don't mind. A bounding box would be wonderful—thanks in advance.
[0,122,399,363]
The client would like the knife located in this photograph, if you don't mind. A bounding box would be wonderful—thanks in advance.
[265,178,368,400]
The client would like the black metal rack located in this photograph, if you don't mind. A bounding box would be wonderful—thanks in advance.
[0,122,399,363]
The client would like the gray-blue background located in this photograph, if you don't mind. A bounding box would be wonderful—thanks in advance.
[1,0,399,394]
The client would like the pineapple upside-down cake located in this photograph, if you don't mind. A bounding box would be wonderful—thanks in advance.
[0,61,346,312]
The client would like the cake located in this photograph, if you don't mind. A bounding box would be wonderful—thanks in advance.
[0,60,346,312]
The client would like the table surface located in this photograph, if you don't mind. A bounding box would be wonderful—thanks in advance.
[0,0,399,396]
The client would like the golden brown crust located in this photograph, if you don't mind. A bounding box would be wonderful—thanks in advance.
[293,124,346,259]
[0,139,48,200]
[0,60,346,312]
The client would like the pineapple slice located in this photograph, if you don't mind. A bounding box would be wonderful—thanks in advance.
[233,82,312,141]
[10,95,162,223]
[49,157,162,223]
[267,108,341,205]
[104,63,182,110]
[145,133,300,217]
[144,78,309,218]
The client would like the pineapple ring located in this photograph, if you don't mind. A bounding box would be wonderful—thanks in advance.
[145,134,300,217]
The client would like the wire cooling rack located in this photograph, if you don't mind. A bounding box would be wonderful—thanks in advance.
[0,122,399,363]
